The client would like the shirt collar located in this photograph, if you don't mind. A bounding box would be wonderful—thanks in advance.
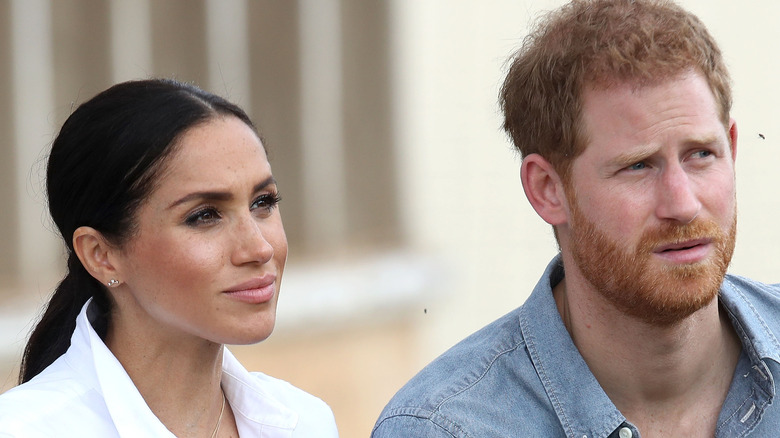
[520,256,780,438]
[74,299,175,436]
[519,255,627,438]
[719,275,780,403]
[72,300,299,437]
[720,276,780,366]
[221,348,298,436]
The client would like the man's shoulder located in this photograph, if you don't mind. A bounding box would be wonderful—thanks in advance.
[386,306,528,405]
[373,306,562,437]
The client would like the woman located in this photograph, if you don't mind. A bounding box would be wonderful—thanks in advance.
[0,79,339,437]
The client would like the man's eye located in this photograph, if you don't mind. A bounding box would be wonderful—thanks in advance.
[628,162,647,171]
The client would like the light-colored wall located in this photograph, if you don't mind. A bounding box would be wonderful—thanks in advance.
[389,0,780,370]
[2,1,779,437]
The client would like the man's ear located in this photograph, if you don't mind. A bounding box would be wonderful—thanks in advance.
[521,154,568,226]
[72,226,122,287]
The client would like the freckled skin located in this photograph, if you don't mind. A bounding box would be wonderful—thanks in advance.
[559,71,737,325]
[548,72,742,438]
[109,116,288,349]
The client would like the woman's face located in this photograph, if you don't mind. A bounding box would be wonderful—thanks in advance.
[111,115,287,346]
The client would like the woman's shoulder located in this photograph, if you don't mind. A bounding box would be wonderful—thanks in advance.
[0,356,90,407]
[0,364,115,437]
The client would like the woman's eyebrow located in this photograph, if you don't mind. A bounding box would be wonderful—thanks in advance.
[167,176,277,210]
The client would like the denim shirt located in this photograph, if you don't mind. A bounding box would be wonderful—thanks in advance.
[372,255,780,438]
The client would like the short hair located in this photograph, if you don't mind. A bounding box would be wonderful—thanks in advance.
[500,0,732,181]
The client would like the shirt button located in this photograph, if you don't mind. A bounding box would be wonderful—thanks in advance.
[619,427,633,438]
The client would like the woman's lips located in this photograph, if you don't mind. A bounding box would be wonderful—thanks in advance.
[223,275,276,304]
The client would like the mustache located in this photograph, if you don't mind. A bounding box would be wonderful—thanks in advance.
[637,219,725,253]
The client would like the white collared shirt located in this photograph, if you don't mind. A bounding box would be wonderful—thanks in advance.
[0,300,339,437]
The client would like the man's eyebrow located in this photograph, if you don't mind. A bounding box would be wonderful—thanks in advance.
[606,147,655,169]
[167,176,277,210]
[605,135,722,169]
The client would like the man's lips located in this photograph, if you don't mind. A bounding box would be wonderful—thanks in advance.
[654,238,711,253]
[652,238,713,263]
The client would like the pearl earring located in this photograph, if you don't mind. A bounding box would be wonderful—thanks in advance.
[107,279,120,287]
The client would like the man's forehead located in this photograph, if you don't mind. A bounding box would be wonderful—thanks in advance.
[575,73,729,160]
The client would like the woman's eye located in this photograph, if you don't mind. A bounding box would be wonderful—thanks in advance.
[251,193,282,212]
[184,207,221,226]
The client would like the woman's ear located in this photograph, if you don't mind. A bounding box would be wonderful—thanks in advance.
[728,118,738,163]
[521,154,568,226]
[72,227,121,287]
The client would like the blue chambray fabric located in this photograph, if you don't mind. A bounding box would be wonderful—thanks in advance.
[372,255,780,438]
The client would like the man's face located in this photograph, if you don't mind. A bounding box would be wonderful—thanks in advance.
[561,71,737,326]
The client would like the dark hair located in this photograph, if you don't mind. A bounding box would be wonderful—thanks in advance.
[20,79,258,383]
[500,0,731,182]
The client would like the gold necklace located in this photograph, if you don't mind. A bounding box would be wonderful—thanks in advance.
[211,390,226,438]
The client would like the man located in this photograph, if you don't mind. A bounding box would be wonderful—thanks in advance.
[372,1,780,437]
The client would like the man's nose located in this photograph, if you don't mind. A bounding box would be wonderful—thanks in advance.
[654,163,701,224]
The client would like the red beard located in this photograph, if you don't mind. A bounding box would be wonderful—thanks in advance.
[568,199,736,326]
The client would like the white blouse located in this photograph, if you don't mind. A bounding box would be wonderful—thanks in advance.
[0,300,339,437]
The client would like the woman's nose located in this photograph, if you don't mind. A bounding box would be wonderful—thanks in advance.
[230,214,274,266]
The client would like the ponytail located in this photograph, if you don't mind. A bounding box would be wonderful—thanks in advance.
[18,254,110,384]
[20,78,257,384]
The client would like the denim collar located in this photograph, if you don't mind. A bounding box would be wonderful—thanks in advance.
[720,275,780,366]
[520,255,780,438]
[519,255,627,437]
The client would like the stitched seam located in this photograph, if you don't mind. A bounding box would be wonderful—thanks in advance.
[220,368,253,420]
[716,387,755,431]
[724,279,778,398]
[373,408,468,438]
[429,411,474,438]
[433,338,525,412]
[417,322,526,437]
[519,308,574,437]
[726,278,780,354]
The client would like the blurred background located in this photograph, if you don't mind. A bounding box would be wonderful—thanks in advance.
[1,1,779,436]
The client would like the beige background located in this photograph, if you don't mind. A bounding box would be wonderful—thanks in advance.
[1,1,779,437]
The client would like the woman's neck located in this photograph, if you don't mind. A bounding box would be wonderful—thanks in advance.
[106,312,228,436]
